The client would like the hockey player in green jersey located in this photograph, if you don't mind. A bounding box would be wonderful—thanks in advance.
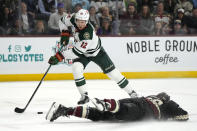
[48,9,138,105]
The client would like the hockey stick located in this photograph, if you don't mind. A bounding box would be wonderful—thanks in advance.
[14,44,65,113]
[14,64,52,113]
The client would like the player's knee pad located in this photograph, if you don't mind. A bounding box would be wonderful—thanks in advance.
[106,68,124,83]
[72,62,84,79]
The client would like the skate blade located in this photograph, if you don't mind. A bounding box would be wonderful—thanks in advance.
[45,102,56,121]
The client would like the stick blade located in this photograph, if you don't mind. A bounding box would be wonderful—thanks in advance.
[14,107,25,113]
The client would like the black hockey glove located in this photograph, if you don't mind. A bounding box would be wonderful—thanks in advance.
[48,52,65,65]
[60,30,71,46]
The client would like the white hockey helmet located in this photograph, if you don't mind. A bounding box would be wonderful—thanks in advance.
[75,9,90,24]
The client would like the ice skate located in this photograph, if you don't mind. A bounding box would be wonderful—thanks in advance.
[46,102,70,122]
[77,93,89,105]
[129,90,138,98]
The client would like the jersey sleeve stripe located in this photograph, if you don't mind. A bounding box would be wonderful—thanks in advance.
[86,38,101,54]
[72,47,83,57]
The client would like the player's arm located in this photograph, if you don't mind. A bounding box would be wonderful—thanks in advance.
[59,15,73,46]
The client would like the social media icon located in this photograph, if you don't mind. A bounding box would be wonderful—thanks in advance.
[8,45,12,52]
[15,45,21,52]
[25,45,31,52]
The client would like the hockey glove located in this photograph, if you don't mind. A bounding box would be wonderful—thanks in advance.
[60,30,71,46]
[48,52,65,65]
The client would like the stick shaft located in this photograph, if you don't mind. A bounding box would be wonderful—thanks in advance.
[16,65,52,112]
[15,45,64,113]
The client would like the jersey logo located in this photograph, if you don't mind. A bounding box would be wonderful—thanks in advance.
[83,32,90,40]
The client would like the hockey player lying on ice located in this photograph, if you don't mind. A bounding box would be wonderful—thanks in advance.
[46,92,189,122]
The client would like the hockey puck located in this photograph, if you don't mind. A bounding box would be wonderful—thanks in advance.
[37,112,43,114]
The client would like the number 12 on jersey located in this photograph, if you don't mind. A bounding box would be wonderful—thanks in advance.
[81,42,88,49]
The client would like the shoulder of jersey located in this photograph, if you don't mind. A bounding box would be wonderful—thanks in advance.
[61,14,74,24]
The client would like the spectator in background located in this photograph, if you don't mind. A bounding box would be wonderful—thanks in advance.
[8,19,23,35]
[106,0,126,16]
[89,0,113,13]
[89,6,100,31]
[174,0,193,16]
[58,0,72,13]
[97,18,113,35]
[182,8,197,34]
[22,0,38,20]
[163,0,178,15]
[72,0,90,10]
[153,2,171,30]
[91,0,109,13]
[136,0,153,13]
[72,3,82,13]
[152,20,166,35]
[119,3,140,35]
[48,2,67,34]
[38,0,58,21]
[138,5,154,35]
[19,2,35,34]
[124,0,137,11]
[177,8,185,20]
[172,19,188,35]
[89,0,97,11]
[32,20,46,35]
[0,0,18,14]
[191,0,197,8]
[152,0,161,13]
[99,6,113,26]
[0,7,15,34]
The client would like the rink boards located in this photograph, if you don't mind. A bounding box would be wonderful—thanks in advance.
[0,36,197,81]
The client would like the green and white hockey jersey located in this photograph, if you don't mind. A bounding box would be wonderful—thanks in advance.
[59,14,101,58]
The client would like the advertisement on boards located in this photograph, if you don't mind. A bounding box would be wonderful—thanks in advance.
[0,37,197,75]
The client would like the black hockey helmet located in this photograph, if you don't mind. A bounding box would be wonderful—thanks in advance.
[156,92,170,103]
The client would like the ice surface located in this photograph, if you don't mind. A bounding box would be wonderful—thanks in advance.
[0,79,197,131]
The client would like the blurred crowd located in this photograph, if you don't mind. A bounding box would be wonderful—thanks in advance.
[0,0,197,36]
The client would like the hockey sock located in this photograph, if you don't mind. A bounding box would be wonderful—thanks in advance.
[75,77,86,87]
[118,77,129,88]
[104,99,120,113]
[76,84,87,95]
[71,106,89,118]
